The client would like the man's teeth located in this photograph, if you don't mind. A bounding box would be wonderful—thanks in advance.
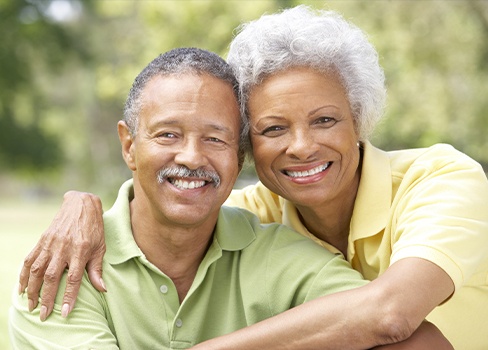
[285,163,330,178]
[171,179,206,189]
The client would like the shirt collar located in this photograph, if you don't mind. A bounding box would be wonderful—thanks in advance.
[349,141,392,240]
[104,179,142,265]
[214,206,256,251]
[104,179,256,265]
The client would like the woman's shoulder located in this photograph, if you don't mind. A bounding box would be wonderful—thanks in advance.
[384,143,484,174]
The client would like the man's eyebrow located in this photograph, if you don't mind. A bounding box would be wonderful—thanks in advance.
[149,119,178,126]
[206,122,233,134]
[150,118,234,134]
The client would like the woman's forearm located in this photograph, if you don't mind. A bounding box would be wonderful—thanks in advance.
[193,287,398,349]
[193,319,452,350]
[192,258,454,349]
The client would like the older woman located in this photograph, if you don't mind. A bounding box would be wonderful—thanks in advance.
[20,6,488,349]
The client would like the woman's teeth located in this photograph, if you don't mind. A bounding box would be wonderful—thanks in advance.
[285,163,330,178]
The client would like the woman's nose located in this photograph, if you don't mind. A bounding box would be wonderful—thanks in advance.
[285,130,319,160]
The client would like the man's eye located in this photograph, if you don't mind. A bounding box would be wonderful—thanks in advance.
[208,137,223,143]
[158,132,176,138]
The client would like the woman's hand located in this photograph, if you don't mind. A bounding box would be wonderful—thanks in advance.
[18,191,106,321]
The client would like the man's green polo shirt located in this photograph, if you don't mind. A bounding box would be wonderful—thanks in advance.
[9,180,367,349]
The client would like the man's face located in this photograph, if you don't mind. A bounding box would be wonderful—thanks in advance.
[121,73,241,229]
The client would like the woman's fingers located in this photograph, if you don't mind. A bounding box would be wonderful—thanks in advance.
[17,190,107,321]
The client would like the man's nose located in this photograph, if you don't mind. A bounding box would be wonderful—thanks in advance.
[174,139,209,169]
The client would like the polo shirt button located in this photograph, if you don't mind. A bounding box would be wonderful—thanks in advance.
[160,285,168,294]
[175,319,183,328]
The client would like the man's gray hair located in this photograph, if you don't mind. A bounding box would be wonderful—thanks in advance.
[123,47,245,165]
[227,5,386,142]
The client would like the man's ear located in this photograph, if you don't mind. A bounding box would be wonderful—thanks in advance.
[118,121,136,171]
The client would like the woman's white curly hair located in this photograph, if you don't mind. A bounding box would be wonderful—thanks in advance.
[227,5,386,146]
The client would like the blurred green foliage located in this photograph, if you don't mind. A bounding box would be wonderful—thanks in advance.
[1,0,487,202]
[0,0,92,171]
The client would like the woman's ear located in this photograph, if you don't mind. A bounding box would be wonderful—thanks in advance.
[118,121,136,171]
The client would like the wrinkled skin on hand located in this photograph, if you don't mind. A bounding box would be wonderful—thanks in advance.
[18,191,106,321]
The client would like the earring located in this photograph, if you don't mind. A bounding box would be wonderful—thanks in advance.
[356,142,360,147]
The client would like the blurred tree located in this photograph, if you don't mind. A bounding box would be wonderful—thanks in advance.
[365,1,488,171]
[1,0,486,202]
[0,0,94,173]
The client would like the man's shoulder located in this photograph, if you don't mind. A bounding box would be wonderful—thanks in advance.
[218,205,336,259]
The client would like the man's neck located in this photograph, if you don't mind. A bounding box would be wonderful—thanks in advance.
[129,200,216,303]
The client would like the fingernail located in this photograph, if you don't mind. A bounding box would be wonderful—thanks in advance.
[100,278,107,292]
[40,305,48,322]
[61,303,70,318]
[28,299,34,312]
[18,283,24,295]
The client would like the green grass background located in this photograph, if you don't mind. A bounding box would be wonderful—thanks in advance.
[1,201,58,350]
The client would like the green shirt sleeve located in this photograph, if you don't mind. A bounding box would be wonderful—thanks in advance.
[9,272,118,350]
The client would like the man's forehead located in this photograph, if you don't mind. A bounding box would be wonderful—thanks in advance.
[143,73,236,102]
[146,72,227,89]
[140,73,240,136]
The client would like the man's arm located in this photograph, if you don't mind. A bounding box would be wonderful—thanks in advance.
[18,191,106,321]
[191,258,454,349]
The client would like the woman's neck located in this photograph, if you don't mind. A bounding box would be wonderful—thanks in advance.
[296,201,354,257]
[296,161,361,258]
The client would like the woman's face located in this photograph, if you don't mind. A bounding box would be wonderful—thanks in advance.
[248,66,361,208]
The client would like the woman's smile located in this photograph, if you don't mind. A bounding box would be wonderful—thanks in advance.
[281,162,332,186]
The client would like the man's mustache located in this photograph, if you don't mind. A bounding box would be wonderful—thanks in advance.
[157,166,221,188]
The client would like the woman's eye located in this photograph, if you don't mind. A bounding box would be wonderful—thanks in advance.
[208,137,223,143]
[314,117,336,126]
[262,125,285,136]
